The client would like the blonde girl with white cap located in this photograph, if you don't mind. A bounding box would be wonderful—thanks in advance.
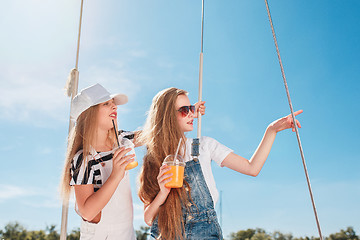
[60,83,137,240]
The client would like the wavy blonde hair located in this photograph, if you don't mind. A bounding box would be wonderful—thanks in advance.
[60,104,117,199]
[138,87,191,240]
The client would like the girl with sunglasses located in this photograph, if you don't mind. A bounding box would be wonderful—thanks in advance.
[138,87,302,240]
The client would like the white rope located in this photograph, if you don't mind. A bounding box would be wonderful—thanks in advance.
[60,0,84,239]
[192,0,205,158]
[264,1,323,239]
[197,0,205,139]
[64,68,78,97]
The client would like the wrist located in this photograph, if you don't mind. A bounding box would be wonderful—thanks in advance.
[108,171,124,183]
[158,189,170,199]
[266,124,277,135]
[155,190,170,205]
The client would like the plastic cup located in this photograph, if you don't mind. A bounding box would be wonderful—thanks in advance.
[114,138,138,170]
[163,155,185,188]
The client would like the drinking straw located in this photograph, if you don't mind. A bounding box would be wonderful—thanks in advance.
[112,119,120,147]
[174,138,182,163]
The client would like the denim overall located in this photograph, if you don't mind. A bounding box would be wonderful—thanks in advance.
[151,158,223,240]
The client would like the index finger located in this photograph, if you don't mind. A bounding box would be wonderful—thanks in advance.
[113,147,131,158]
[293,109,303,116]
[194,101,206,107]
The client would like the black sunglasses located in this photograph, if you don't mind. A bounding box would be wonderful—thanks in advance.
[177,105,195,117]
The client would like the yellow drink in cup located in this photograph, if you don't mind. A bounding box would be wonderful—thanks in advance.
[117,137,138,170]
[125,160,138,170]
[163,155,185,188]
[165,164,185,188]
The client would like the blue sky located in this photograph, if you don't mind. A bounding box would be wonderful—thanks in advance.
[0,0,359,238]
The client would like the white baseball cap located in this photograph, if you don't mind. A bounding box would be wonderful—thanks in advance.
[70,83,128,121]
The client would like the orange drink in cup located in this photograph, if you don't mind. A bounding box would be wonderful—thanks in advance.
[163,155,185,188]
[120,138,138,170]
[125,160,138,170]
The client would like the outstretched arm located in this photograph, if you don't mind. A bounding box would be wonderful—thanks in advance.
[222,110,303,176]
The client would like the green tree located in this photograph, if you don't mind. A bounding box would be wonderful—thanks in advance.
[328,227,359,240]
[230,228,256,240]
[27,230,47,240]
[229,228,273,240]
[136,225,150,240]
[0,222,28,240]
[273,231,293,240]
[251,228,272,240]
[44,225,59,240]
[67,228,80,240]
[293,237,312,240]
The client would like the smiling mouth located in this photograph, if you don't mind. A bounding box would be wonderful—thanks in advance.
[187,120,193,125]
[110,113,117,118]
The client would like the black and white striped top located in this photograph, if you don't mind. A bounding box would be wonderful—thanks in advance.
[70,130,135,192]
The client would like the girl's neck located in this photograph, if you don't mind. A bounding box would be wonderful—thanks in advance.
[92,128,113,152]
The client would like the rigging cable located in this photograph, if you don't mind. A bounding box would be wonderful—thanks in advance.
[191,0,205,159]
[60,0,84,239]
[197,0,205,139]
[264,1,323,239]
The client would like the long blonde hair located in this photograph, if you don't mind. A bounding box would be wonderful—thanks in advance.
[138,87,190,240]
[60,104,117,199]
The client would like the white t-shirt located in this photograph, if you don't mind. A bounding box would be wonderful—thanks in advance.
[184,136,233,206]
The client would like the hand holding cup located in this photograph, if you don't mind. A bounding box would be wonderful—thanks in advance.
[162,155,185,188]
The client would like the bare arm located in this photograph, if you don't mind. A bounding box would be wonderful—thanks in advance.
[74,148,134,221]
[222,110,303,177]
[143,164,172,226]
